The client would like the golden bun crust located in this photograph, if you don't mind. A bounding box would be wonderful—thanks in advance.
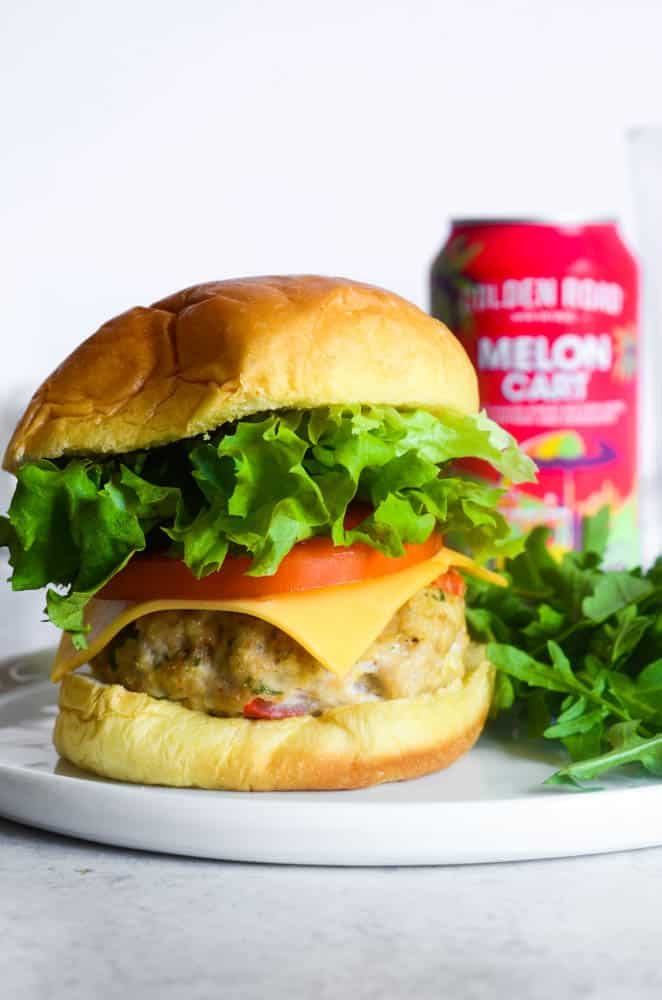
[5,276,478,471]
[54,659,494,791]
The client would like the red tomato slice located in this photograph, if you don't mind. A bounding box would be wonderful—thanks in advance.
[242,698,310,719]
[433,568,466,598]
[98,528,444,602]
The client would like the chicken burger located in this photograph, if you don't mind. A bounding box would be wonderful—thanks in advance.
[0,276,535,790]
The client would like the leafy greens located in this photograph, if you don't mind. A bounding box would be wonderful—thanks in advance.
[0,405,534,648]
[466,514,662,787]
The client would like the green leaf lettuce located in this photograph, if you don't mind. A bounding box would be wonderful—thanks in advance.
[1,404,535,644]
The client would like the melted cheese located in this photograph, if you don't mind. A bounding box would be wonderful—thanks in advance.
[51,549,504,682]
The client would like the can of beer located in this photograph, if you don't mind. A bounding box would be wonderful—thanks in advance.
[430,218,639,565]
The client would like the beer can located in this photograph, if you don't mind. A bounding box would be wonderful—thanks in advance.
[430,218,639,565]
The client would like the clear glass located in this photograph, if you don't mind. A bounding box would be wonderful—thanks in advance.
[627,128,662,563]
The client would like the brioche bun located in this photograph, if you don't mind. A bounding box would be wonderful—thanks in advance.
[5,275,478,471]
[54,658,494,791]
[12,274,491,792]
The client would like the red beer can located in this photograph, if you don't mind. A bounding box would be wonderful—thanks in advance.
[430,219,639,565]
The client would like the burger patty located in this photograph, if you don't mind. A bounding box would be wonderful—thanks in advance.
[90,587,476,717]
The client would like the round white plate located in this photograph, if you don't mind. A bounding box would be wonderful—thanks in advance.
[2,649,662,865]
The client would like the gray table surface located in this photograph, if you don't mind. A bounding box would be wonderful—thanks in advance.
[3,555,662,999]
[2,817,662,1000]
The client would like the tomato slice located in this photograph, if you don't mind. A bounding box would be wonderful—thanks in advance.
[97,528,444,602]
[242,698,310,719]
[433,568,466,598]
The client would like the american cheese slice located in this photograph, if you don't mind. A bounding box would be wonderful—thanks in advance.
[52,549,505,683]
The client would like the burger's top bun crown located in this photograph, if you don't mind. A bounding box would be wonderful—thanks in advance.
[4,275,478,471]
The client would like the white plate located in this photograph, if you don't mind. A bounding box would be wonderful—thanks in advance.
[2,649,662,866]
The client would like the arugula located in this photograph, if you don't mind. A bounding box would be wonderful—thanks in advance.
[0,404,534,647]
[467,513,662,787]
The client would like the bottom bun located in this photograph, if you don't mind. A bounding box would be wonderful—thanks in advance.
[54,657,495,791]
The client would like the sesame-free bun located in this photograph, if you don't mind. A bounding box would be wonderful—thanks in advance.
[54,657,493,792]
[5,276,478,471]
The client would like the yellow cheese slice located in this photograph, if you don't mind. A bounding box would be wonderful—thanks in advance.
[51,549,505,683]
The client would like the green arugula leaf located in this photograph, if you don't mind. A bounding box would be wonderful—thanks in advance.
[607,672,661,725]
[486,643,581,694]
[582,573,653,623]
[561,726,604,764]
[546,729,662,787]
[543,702,607,740]
[611,614,650,663]
[521,604,565,639]
[525,689,553,738]
[490,671,516,715]
[547,641,576,686]
[468,508,662,788]
[582,506,610,558]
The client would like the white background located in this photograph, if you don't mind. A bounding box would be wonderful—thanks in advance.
[1,0,661,446]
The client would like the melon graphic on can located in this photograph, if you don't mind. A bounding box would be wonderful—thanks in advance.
[521,430,617,550]
[430,219,639,566]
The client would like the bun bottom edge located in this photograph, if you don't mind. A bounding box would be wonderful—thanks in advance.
[53,659,494,792]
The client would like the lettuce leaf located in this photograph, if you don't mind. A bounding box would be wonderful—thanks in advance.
[0,405,535,645]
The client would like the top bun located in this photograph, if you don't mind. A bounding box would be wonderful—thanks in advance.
[4,275,478,471]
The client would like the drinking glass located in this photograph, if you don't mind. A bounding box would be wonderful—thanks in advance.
[627,128,662,562]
